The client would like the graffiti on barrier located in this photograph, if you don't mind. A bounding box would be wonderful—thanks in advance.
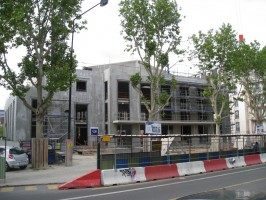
[119,168,137,181]
[228,157,236,165]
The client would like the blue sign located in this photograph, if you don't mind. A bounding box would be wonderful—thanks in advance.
[90,127,99,136]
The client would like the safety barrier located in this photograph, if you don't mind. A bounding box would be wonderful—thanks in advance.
[60,154,266,189]
[225,156,246,168]
[203,158,228,172]
[244,154,262,166]
[177,161,206,176]
[145,164,178,181]
[260,153,266,163]
[101,167,146,186]
[58,170,101,190]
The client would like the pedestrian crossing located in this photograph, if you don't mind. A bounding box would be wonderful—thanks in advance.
[0,184,59,192]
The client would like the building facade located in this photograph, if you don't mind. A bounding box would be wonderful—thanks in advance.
[4,60,230,147]
[230,84,266,135]
[0,110,4,125]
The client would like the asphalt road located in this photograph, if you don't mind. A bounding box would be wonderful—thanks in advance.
[2,164,266,200]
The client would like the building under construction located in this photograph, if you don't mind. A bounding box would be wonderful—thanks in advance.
[4,60,231,149]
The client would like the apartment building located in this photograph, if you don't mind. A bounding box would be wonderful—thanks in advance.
[230,82,266,135]
[4,60,230,147]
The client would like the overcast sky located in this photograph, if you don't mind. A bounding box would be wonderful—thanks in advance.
[1,0,266,109]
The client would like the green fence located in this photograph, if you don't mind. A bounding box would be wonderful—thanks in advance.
[99,134,266,170]
[0,157,5,179]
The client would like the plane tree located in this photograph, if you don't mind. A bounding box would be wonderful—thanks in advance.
[0,0,85,168]
[232,41,266,133]
[190,23,239,135]
[119,0,183,121]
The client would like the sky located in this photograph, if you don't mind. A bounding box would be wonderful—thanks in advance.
[1,0,266,109]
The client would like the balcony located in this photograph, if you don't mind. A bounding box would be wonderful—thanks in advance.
[116,112,130,120]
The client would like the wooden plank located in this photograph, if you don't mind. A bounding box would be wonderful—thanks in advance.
[31,138,49,169]
[43,138,48,168]
[31,138,36,168]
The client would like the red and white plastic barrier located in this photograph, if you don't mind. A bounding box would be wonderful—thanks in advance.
[260,153,266,163]
[101,167,146,186]
[177,161,206,176]
[226,156,246,168]
[244,154,262,165]
[203,159,228,172]
[58,170,101,190]
[145,164,179,181]
[59,154,266,189]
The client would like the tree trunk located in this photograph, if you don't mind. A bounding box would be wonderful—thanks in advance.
[31,114,48,169]
[36,114,44,138]
[148,111,156,122]
[31,138,48,169]
[215,123,220,135]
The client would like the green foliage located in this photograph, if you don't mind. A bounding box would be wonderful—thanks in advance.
[130,73,142,88]
[158,90,169,106]
[190,23,239,134]
[119,0,183,120]
[0,0,84,138]
[232,41,266,124]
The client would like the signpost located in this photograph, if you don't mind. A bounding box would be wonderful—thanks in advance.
[144,122,162,152]
[256,125,264,134]
[90,127,99,136]
[65,139,73,166]
[145,121,161,135]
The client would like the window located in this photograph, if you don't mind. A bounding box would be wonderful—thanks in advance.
[105,81,108,100]
[9,147,24,155]
[197,88,204,97]
[235,122,240,132]
[180,87,189,96]
[197,99,204,110]
[198,112,207,121]
[180,99,188,109]
[76,80,87,92]
[181,125,191,143]
[181,112,190,120]
[235,110,239,119]
[76,104,87,121]
[234,100,239,107]
[118,81,129,99]
[198,125,208,143]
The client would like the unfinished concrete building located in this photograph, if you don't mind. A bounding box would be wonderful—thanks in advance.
[4,60,230,148]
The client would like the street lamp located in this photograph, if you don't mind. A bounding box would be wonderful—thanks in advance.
[68,0,108,140]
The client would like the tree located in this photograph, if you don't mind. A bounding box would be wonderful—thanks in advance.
[190,23,239,135]
[232,41,266,132]
[119,0,183,121]
[0,0,84,167]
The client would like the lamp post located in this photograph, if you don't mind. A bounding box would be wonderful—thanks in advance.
[66,0,108,165]
[68,0,108,139]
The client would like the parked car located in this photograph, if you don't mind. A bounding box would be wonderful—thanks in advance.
[0,146,29,171]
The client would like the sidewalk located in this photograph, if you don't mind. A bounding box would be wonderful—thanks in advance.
[0,153,97,187]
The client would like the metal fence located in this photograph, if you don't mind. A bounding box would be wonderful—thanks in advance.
[98,134,266,170]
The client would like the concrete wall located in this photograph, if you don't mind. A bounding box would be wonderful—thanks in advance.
[4,60,223,146]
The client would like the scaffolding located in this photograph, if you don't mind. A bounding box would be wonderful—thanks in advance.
[43,100,69,143]
[162,84,214,122]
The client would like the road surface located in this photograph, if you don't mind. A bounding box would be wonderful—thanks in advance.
[2,163,266,200]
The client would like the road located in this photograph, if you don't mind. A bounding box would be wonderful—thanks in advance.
[2,164,266,200]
